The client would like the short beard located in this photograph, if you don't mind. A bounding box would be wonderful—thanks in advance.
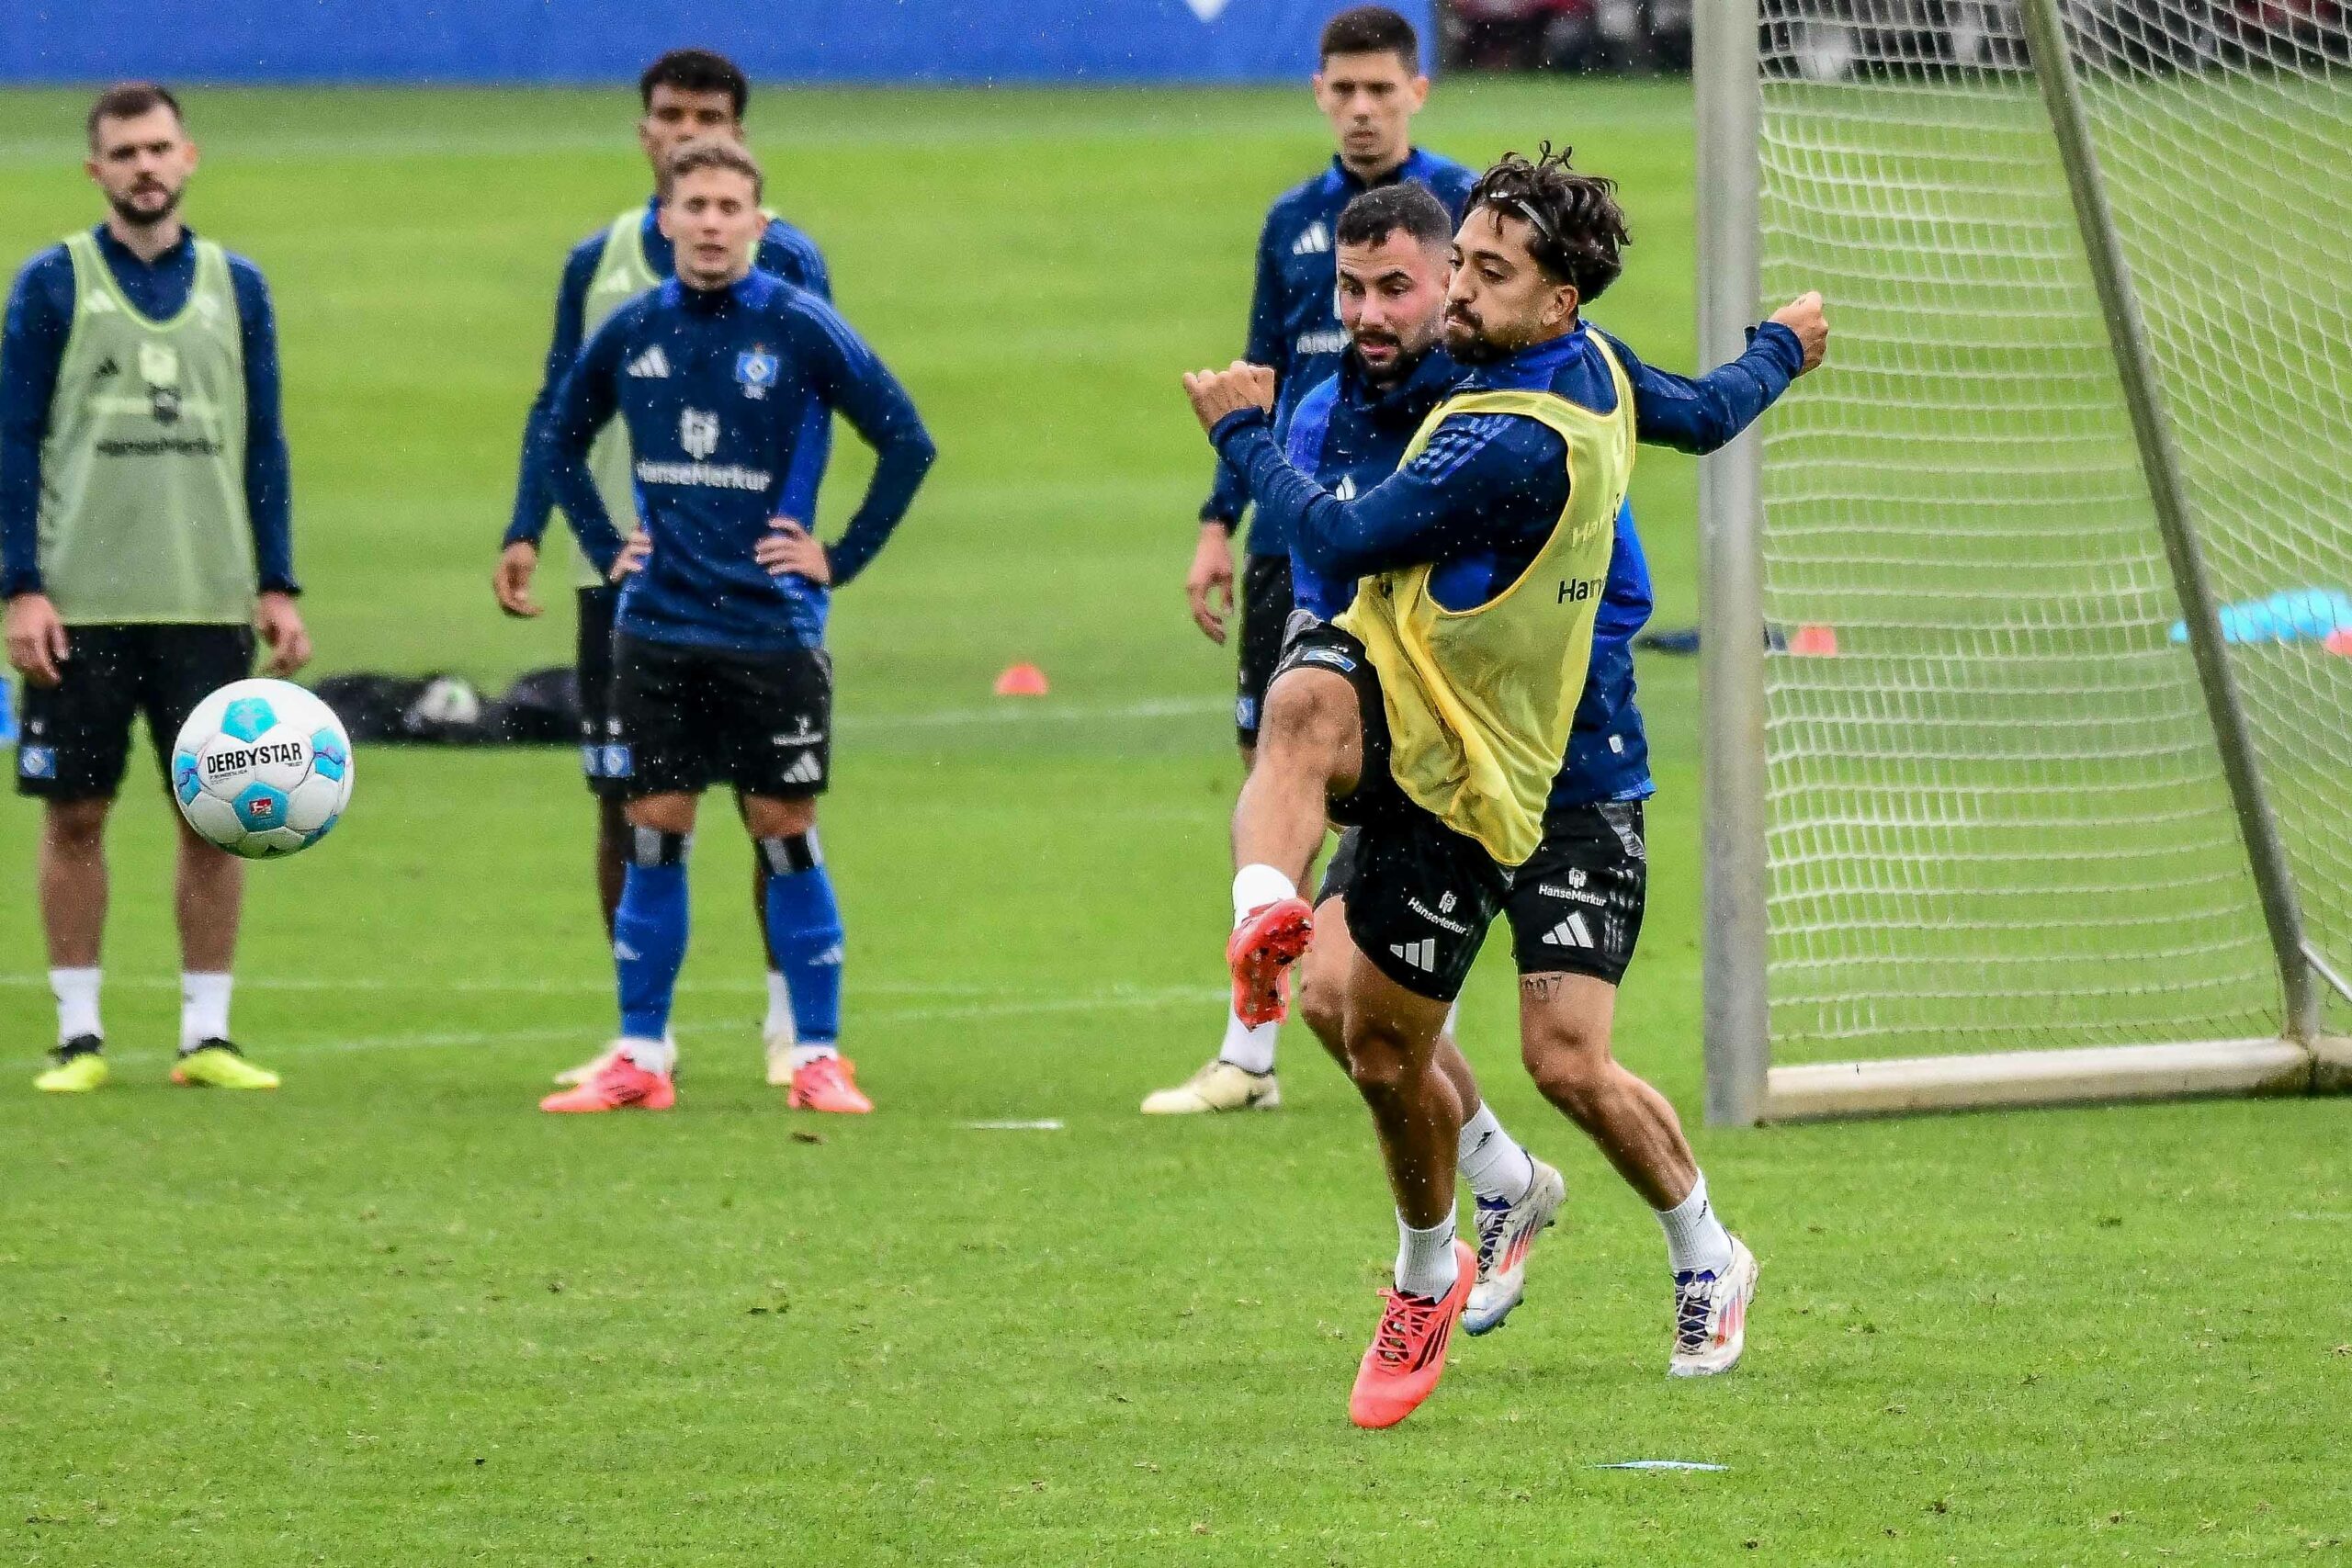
[1445,328,1509,366]
[107,186,182,230]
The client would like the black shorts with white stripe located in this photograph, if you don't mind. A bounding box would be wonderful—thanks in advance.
[1502,801,1648,986]
[611,634,832,801]
[1320,810,1510,1006]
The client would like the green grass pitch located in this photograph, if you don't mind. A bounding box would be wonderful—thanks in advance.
[0,82,2346,1562]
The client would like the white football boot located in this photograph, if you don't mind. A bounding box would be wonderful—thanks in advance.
[1668,1235,1758,1378]
[1139,1059,1282,1115]
[1463,1157,1566,1335]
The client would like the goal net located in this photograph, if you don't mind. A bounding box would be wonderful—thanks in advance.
[1702,0,2352,1119]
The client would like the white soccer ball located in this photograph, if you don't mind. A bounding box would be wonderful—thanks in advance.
[171,678,355,860]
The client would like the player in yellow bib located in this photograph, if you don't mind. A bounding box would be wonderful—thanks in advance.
[3,84,311,1094]
[1189,148,1679,1427]
[487,51,836,1093]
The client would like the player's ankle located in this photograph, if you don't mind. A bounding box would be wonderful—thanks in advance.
[1231,863,1297,925]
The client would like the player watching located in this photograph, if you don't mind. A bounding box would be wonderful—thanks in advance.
[2,83,311,1094]
[1184,147,1815,1426]
[537,139,934,1116]
[1147,3,1477,1117]
[1229,178,1828,1363]
[491,48,834,1093]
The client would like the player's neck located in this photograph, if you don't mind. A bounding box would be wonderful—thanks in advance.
[106,212,185,265]
[1338,144,1410,185]
[680,265,751,298]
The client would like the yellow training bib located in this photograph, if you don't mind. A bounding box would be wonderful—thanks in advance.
[1337,333,1635,866]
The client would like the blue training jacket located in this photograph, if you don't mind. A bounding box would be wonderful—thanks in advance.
[1204,150,1477,556]
[505,197,832,556]
[544,269,934,657]
[1218,318,1807,807]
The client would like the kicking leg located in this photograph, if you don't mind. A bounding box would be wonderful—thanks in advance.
[1224,666,1363,1025]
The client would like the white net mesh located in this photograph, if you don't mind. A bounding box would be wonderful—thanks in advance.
[1751,0,2352,1063]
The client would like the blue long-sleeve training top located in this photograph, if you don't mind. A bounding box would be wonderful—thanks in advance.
[1219,318,1805,806]
[545,268,934,656]
[1,225,295,600]
[1204,149,1477,556]
[505,197,832,554]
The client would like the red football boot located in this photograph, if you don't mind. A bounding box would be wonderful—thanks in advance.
[1226,897,1315,1026]
[1349,1239,1476,1429]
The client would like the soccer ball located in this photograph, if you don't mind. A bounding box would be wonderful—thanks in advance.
[171,679,354,859]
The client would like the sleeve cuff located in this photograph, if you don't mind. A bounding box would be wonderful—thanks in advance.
[258,578,301,597]
[1749,320,1804,373]
[1210,406,1272,456]
[3,572,44,600]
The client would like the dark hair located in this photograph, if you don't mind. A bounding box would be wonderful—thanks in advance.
[1466,143,1630,300]
[639,49,750,118]
[1318,6,1419,70]
[86,82,183,148]
[1336,183,1453,253]
[665,137,764,200]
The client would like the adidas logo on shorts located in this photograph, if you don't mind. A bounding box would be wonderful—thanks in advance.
[778,752,823,786]
[1389,938,1437,973]
[1542,913,1596,950]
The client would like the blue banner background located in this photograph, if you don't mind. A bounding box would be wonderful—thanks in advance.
[0,0,1432,84]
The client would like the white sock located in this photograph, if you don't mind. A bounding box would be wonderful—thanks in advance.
[1456,1103,1536,1206]
[763,971,793,1040]
[1216,1007,1279,1075]
[1395,1211,1460,1299]
[1657,1171,1735,1277]
[1231,863,1296,926]
[787,1043,838,1070]
[51,967,101,1045]
[180,971,233,1053]
[621,1035,676,1075]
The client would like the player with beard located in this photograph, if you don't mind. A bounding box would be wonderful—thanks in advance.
[1185,148,1820,1425]
[3,83,311,1093]
[1147,4,1476,1116]
[491,49,836,1097]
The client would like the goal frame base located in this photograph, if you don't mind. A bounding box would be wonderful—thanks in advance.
[1760,1037,2352,1123]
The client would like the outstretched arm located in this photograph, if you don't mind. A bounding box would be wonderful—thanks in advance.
[1600,291,1827,455]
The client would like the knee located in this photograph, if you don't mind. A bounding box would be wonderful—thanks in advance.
[44,799,108,852]
[1296,971,1345,1049]
[1342,1028,1410,1099]
[741,795,816,840]
[1261,671,1353,754]
[625,792,695,838]
[1521,1022,1614,1122]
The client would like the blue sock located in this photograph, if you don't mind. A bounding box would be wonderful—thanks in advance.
[760,836,843,1046]
[615,855,690,1042]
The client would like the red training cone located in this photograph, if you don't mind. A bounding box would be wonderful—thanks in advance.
[993,662,1051,696]
[1788,623,1839,658]
[2324,628,2352,658]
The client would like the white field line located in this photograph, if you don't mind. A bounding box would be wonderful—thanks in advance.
[59,984,1227,1064]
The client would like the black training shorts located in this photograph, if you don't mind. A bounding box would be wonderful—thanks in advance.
[611,633,831,801]
[1234,551,1295,746]
[16,623,254,803]
[1279,619,1509,1004]
[575,585,627,799]
[1502,801,1648,986]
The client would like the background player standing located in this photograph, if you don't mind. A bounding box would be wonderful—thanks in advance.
[3,84,311,1093]
[1148,4,1476,1116]
[537,140,934,1116]
[489,49,833,1090]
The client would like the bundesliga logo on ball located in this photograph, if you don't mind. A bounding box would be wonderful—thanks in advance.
[171,678,355,859]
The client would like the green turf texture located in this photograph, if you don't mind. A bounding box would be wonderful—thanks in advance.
[1,83,2347,1564]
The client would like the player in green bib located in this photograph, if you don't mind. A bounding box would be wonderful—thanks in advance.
[2,84,311,1094]
[492,50,837,1093]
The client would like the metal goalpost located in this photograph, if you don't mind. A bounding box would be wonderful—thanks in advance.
[1697,0,2352,1122]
